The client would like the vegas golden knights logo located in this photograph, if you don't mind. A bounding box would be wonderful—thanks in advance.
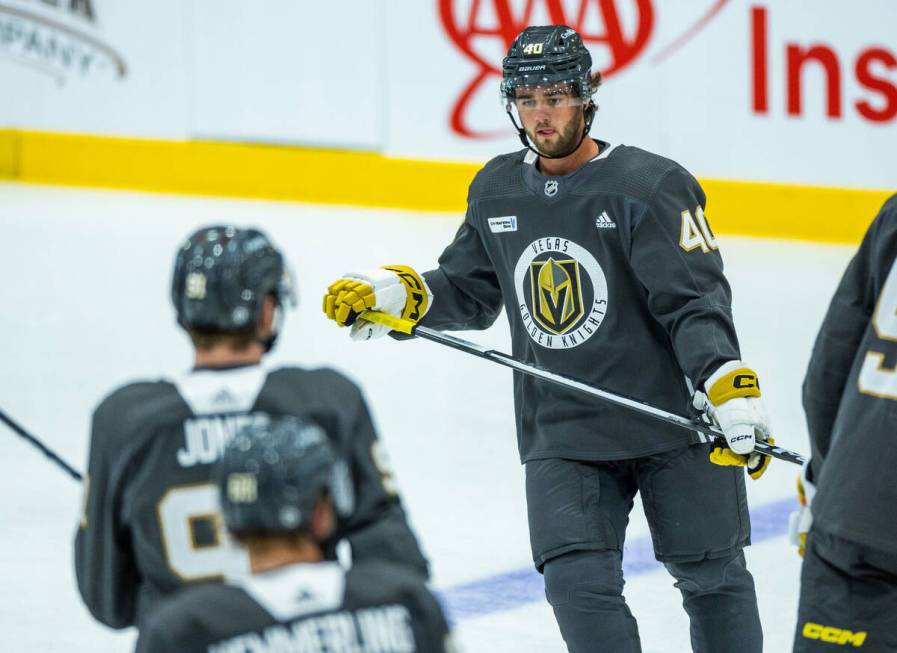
[530,258,584,334]
[515,237,608,350]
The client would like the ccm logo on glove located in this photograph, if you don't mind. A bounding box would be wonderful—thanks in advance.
[733,374,758,389]
[383,266,428,322]
[695,361,774,480]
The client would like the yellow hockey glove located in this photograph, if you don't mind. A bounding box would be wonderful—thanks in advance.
[788,464,815,557]
[323,265,432,340]
[706,436,776,480]
[695,361,773,480]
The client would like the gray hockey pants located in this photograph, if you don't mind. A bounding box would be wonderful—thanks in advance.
[543,549,762,652]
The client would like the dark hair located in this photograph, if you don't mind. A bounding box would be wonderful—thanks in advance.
[229,489,332,544]
[230,529,311,548]
[187,327,256,352]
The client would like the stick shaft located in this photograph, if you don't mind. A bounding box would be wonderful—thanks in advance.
[361,311,807,466]
[0,409,84,481]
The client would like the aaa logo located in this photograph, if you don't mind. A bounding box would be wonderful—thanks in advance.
[438,0,731,139]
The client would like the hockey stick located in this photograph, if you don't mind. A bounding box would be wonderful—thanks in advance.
[0,408,84,481]
[359,310,807,466]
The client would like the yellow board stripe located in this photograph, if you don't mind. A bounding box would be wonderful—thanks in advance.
[0,128,891,243]
[703,177,891,244]
[0,129,19,178]
[0,129,477,213]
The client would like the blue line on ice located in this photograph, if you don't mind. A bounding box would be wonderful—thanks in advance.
[439,496,793,621]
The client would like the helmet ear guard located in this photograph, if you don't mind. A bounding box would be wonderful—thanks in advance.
[583,97,597,129]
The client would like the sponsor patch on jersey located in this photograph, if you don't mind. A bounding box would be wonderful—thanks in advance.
[514,237,609,349]
[595,211,617,229]
[488,215,518,233]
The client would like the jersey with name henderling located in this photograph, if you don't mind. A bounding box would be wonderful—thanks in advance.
[135,562,452,653]
[803,194,897,555]
[74,365,428,630]
[421,143,740,461]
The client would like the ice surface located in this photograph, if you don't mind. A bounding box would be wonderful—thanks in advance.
[0,183,855,651]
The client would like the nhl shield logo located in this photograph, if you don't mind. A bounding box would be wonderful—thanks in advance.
[544,180,559,197]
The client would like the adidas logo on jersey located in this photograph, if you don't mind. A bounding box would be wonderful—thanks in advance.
[295,588,316,603]
[595,211,617,229]
[213,388,236,404]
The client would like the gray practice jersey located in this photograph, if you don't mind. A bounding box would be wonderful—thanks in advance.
[803,194,897,555]
[422,142,740,461]
[75,365,428,629]
[136,561,452,653]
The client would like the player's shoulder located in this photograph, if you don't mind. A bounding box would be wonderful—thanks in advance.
[266,365,362,396]
[96,378,177,406]
[861,192,897,241]
[347,562,449,643]
[597,144,696,201]
[159,579,249,614]
[93,378,184,431]
[868,192,897,262]
[468,149,529,201]
[876,192,897,224]
[606,144,684,177]
[140,583,257,650]
[346,561,439,608]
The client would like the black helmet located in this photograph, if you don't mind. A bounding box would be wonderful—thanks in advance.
[171,225,296,340]
[501,25,594,101]
[218,415,341,534]
[500,25,598,159]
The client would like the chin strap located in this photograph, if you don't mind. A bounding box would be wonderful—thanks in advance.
[506,102,596,160]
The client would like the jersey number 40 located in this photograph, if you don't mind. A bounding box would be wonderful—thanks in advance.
[679,207,719,254]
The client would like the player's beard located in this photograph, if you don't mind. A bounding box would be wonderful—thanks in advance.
[526,113,584,158]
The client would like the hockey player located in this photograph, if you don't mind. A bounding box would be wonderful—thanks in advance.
[323,26,770,652]
[75,225,428,631]
[136,415,453,653]
[791,195,897,652]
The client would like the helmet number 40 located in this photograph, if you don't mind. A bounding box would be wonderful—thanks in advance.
[523,42,544,55]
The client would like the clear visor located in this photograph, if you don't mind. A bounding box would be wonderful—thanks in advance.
[278,264,299,310]
[506,83,584,113]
